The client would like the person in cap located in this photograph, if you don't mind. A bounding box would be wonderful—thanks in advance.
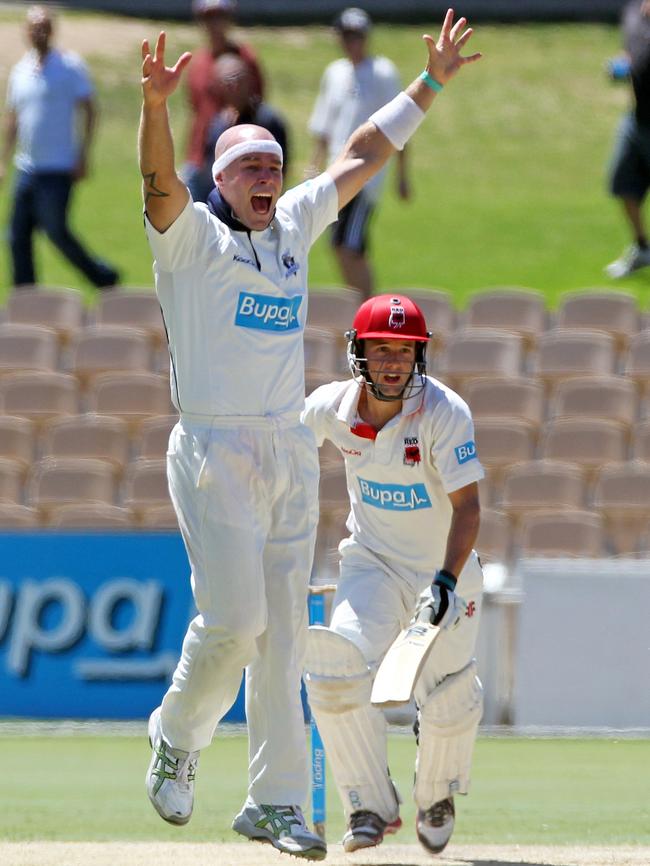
[308,7,411,299]
[138,10,480,858]
[182,0,264,202]
[301,294,484,854]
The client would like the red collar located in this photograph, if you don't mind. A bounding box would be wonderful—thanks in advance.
[350,421,377,441]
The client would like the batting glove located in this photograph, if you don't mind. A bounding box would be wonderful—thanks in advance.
[418,569,467,631]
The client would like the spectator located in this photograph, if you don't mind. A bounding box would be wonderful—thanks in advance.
[200,54,290,198]
[0,5,119,288]
[183,0,264,203]
[308,8,411,299]
[605,0,650,278]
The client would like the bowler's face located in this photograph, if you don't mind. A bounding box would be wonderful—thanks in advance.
[217,152,283,231]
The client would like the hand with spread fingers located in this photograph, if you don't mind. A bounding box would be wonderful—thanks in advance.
[141,31,192,108]
[422,7,482,87]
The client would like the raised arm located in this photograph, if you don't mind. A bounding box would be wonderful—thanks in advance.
[139,32,192,232]
[327,8,481,210]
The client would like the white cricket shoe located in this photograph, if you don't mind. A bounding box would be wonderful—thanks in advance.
[416,796,455,854]
[232,802,327,860]
[145,707,199,825]
[342,810,388,852]
[605,244,650,278]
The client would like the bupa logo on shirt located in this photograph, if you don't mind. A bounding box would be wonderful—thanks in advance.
[235,291,302,332]
[454,440,477,465]
[358,477,432,511]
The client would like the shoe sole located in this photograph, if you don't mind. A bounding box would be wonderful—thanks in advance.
[233,820,326,861]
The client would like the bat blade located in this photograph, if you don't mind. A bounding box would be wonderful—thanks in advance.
[371,621,440,708]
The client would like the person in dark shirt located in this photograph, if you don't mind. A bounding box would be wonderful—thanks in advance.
[606,0,650,277]
[200,54,290,197]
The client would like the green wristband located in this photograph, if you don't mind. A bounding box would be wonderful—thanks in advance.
[420,70,444,93]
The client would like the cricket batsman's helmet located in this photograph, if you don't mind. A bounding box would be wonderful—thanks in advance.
[346,294,431,401]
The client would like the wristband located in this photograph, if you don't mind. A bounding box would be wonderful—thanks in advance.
[433,568,457,591]
[420,70,444,93]
[368,91,425,152]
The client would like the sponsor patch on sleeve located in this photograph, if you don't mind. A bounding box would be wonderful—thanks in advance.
[454,440,477,465]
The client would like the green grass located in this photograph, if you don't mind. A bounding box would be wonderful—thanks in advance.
[1,734,649,844]
[1,13,650,310]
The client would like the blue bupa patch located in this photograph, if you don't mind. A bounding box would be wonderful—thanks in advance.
[358,478,432,511]
[454,441,477,465]
[235,291,302,332]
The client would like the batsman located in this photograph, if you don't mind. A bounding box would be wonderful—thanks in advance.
[302,293,485,855]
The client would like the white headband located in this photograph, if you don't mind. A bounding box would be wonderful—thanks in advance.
[212,139,283,181]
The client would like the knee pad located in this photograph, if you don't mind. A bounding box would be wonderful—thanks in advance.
[304,626,372,713]
[414,660,483,807]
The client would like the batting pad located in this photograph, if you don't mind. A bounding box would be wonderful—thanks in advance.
[304,626,372,713]
[304,627,400,822]
[414,660,483,807]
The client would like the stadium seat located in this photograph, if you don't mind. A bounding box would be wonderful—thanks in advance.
[549,375,638,430]
[0,503,39,527]
[532,329,616,388]
[625,330,650,395]
[0,456,26,503]
[5,288,85,346]
[539,418,628,478]
[87,372,174,432]
[517,510,605,558]
[633,420,650,461]
[137,415,178,459]
[592,461,650,556]
[475,508,512,564]
[393,289,456,351]
[463,377,545,430]
[435,328,523,391]
[318,437,344,473]
[304,326,340,379]
[69,325,152,386]
[0,371,79,427]
[123,458,171,519]
[306,288,360,334]
[312,503,348,581]
[0,323,59,375]
[0,415,36,472]
[94,291,166,348]
[497,459,586,522]
[47,503,134,529]
[319,464,349,508]
[473,419,536,482]
[28,457,117,517]
[463,288,547,349]
[556,290,640,351]
[139,503,179,529]
[41,414,130,475]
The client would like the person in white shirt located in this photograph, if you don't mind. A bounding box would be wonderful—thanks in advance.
[302,293,484,855]
[308,7,411,299]
[138,13,480,860]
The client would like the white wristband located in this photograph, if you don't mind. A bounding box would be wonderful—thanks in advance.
[368,91,425,152]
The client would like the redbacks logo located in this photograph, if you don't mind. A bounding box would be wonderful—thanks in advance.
[388,298,405,330]
[465,600,476,618]
[403,436,421,466]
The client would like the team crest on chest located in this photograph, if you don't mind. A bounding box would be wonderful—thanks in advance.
[388,299,405,329]
[403,436,421,466]
[281,250,299,278]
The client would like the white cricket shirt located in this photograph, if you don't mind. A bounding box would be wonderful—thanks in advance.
[302,377,485,572]
[145,173,339,417]
[308,56,401,202]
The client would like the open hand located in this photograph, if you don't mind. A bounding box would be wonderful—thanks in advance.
[422,8,482,87]
[141,32,192,108]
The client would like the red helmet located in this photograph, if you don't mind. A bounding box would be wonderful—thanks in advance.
[352,294,430,342]
[346,294,431,401]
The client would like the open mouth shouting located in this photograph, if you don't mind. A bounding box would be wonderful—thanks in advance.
[251,192,273,216]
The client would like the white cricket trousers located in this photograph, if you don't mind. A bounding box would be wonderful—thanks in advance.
[159,413,320,808]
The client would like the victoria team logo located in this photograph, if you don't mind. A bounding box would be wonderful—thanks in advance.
[235,291,302,332]
[281,250,299,278]
[357,477,432,511]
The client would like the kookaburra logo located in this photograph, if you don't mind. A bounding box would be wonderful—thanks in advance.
[389,299,405,329]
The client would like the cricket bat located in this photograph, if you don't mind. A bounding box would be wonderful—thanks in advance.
[371,615,440,708]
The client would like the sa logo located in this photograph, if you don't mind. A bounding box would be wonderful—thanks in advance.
[465,600,476,618]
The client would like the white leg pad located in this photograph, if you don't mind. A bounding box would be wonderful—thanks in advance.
[304,627,400,822]
[414,660,483,808]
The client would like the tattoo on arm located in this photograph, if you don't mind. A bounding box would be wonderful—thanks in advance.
[143,171,170,204]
